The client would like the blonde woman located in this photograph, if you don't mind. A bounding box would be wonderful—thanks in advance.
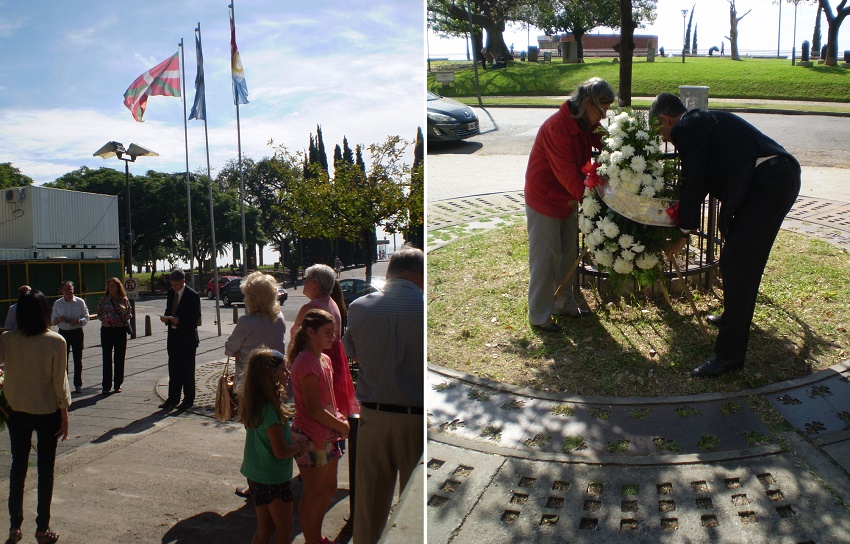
[225,272,287,387]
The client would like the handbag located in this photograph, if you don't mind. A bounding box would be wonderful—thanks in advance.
[214,357,235,421]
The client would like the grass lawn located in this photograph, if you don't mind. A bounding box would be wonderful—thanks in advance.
[427,224,850,398]
[427,57,850,103]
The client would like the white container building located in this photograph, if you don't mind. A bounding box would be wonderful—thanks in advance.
[0,186,120,260]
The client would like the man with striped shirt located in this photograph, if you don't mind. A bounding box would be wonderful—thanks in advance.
[343,247,424,544]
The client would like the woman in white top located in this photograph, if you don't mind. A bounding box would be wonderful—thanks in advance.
[224,272,287,386]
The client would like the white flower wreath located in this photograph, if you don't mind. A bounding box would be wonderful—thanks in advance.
[579,108,680,287]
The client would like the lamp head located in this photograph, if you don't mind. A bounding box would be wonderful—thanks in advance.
[92,141,126,160]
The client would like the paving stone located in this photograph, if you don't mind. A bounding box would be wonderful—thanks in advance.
[765,377,850,438]
[426,442,507,544]
[438,452,849,543]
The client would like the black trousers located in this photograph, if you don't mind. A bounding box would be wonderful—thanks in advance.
[166,333,196,405]
[101,326,127,391]
[714,159,801,361]
[58,328,84,388]
[7,408,60,532]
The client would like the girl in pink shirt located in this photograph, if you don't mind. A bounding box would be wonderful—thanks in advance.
[287,309,349,544]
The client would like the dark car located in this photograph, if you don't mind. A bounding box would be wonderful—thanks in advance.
[205,275,240,299]
[338,278,384,307]
[220,278,288,307]
[427,91,480,141]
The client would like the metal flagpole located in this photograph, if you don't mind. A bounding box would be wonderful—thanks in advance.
[180,39,196,291]
[195,22,222,336]
[231,1,248,276]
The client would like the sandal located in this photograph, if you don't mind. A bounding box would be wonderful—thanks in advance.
[5,528,22,544]
[35,529,59,544]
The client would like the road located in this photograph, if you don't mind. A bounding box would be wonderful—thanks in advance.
[429,106,849,164]
[427,107,850,202]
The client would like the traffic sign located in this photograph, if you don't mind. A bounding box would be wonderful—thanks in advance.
[124,277,139,300]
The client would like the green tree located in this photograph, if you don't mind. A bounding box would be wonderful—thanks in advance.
[685,7,694,52]
[272,136,414,284]
[819,0,850,65]
[692,23,698,54]
[812,3,822,57]
[429,0,531,62]
[0,163,34,189]
[403,127,425,249]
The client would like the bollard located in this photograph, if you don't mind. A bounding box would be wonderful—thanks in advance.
[233,306,239,324]
[144,314,152,336]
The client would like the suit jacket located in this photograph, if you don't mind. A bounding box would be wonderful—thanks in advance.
[671,109,798,236]
[165,286,201,347]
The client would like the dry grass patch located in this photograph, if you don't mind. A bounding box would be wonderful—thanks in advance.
[427,223,850,397]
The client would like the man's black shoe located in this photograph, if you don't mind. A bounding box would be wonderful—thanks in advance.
[176,402,194,411]
[690,354,744,378]
[705,314,722,327]
[158,402,176,409]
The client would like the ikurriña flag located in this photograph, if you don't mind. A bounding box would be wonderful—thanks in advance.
[230,14,249,105]
[189,28,206,121]
[123,52,180,122]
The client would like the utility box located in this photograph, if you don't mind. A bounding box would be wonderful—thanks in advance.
[679,85,709,111]
[0,186,120,260]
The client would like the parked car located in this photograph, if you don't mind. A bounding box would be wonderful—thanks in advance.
[427,91,480,141]
[219,278,288,307]
[338,278,385,307]
[205,275,240,299]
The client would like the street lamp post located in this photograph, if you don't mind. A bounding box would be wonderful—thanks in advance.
[681,9,688,64]
[93,141,158,339]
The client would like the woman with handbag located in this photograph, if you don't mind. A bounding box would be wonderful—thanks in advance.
[224,271,287,498]
[97,277,131,395]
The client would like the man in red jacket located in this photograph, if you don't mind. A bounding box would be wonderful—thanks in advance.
[525,78,614,332]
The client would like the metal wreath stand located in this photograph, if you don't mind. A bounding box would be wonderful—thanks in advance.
[554,153,722,340]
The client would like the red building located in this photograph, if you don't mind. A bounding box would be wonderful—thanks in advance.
[538,33,658,57]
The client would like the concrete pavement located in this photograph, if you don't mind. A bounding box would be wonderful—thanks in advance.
[0,260,425,543]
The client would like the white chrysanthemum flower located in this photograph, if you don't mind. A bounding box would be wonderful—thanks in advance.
[595,249,615,268]
[620,249,636,262]
[579,215,595,234]
[607,136,623,149]
[620,145,635,160]
[607,172,620,188]
[640,186,657,198]
[635,253,660,270]
[618,234,635,248]
[581,195,601,217]
[615,111,630,124]
[600,218,620,239]
[623,179,641,195]
[584,186,594,197]
[596,163,608,177]
[613,257,634,274]
[610,150,624,165]
[599,150,611,163]
[632,243,645,253]
[635,130,650,141]
[630,155,646,173]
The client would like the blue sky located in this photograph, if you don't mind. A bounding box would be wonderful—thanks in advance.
[1,0,425,184]
[429,0,850,61]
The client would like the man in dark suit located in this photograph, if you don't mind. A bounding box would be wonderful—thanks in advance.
[159,269,201,409]
[650,93,801,378]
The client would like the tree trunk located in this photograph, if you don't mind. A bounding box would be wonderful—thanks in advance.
[573,27,587,60]
[618,0,635,107]
[482,20,511,61]
[729,3,740,60]
[822,2,849,66]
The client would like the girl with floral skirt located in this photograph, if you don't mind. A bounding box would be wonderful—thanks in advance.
[287,309,350,544]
